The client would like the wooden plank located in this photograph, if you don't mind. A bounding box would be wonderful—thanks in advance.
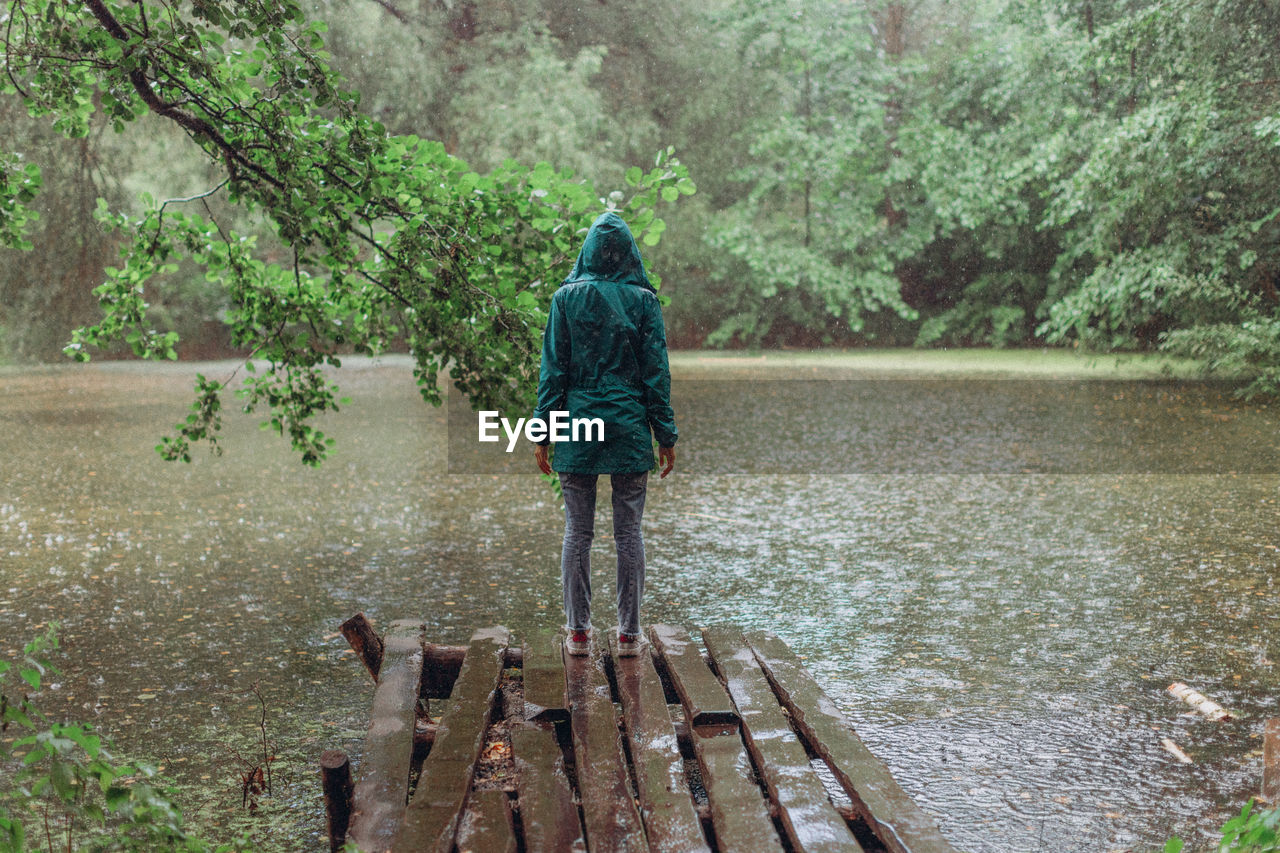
[607,633,710,853]
[393,626,510,853]
[648,625,739,728]
[512,724,585,853]
[746,630,960,853]
[455,789,516,853]
[1264,718,1280,804]
[565,647,647,852]
[524,625,569,723]
[689,724,784,853]
[347,620,424,853]
[702,626,861,853]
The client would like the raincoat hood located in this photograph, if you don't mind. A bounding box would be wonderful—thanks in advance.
[562,212,654,292]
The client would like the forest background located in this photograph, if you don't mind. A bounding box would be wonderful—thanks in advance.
[4,1,1280,848]
[4,0,1280,393]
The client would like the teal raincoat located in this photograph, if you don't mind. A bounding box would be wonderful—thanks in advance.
[533,212,678,474]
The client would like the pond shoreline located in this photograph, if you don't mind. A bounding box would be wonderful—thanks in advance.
[0,345,1213,383]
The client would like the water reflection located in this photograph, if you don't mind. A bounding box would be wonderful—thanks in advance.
[0,358,1276,851]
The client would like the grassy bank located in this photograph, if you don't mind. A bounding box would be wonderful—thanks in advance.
[0,346,1211,383]
[669,347,1206,380]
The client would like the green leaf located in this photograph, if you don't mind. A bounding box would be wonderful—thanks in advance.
[63,726,101,758]
[49,759,75,801]
[104,785,130,810]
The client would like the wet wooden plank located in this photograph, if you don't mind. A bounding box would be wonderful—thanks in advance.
[1264,718,1280,804]
[648,624,739,728]
[512,724,585,853]
[524,625,569,723]
[455,789,516,853]
[394,626,510,853]
[347,620,424,852]
[565,647,647,852]
[702,626,861,853]
[745,630,960,853]
[689,722,784,853]
[607,634,710,853]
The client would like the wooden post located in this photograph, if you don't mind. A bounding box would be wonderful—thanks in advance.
[342,612,384,682]
[1264,719,1280,804]
[320,749,353,852]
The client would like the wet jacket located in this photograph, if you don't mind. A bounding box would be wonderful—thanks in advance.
[533,212,678,474]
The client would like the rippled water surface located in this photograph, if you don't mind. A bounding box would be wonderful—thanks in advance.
[1,355,1277,851]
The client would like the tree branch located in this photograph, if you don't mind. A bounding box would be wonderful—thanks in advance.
[366,0,411,24]
[83,0,283,190]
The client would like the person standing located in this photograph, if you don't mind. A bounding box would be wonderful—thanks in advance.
[532,211,677,657]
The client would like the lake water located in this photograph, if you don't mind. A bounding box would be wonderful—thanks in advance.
[1,353,1276,851]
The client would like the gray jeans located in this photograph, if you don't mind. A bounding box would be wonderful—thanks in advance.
[560,471,648,636]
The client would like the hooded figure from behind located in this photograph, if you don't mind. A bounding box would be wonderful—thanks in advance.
[532,211,677,656]
[532,211,677,474]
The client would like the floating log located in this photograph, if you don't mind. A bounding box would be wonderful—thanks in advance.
[419,644,522,696]
[511,723,583,853]
[1161,738,1193,764]
[1264,718,1280,804]
[607,633,709,853]
[523,625,569,723]
[565,646,647,852]
[346,620,424,851]
[649,624,740,728]
[454,789,516,853]
[342,612,385,683]
[396,627,509,852]
[1167,682,1233,721]
[703,625,862,853]
[421,644,468,699]
[320,749,353,853]
[746,629,960,853]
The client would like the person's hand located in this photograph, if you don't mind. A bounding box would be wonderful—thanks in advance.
[534,444,551,475]
[658,446,675,479]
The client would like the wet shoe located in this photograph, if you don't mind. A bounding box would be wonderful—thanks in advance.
[617,631,643,657]
[565,629,591,656]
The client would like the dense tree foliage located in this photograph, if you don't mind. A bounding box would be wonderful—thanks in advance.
[6,0,1280,441]
[0,0,692,461]
[701,0,917,346]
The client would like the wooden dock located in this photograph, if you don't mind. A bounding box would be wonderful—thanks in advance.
[322,615,960,853]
